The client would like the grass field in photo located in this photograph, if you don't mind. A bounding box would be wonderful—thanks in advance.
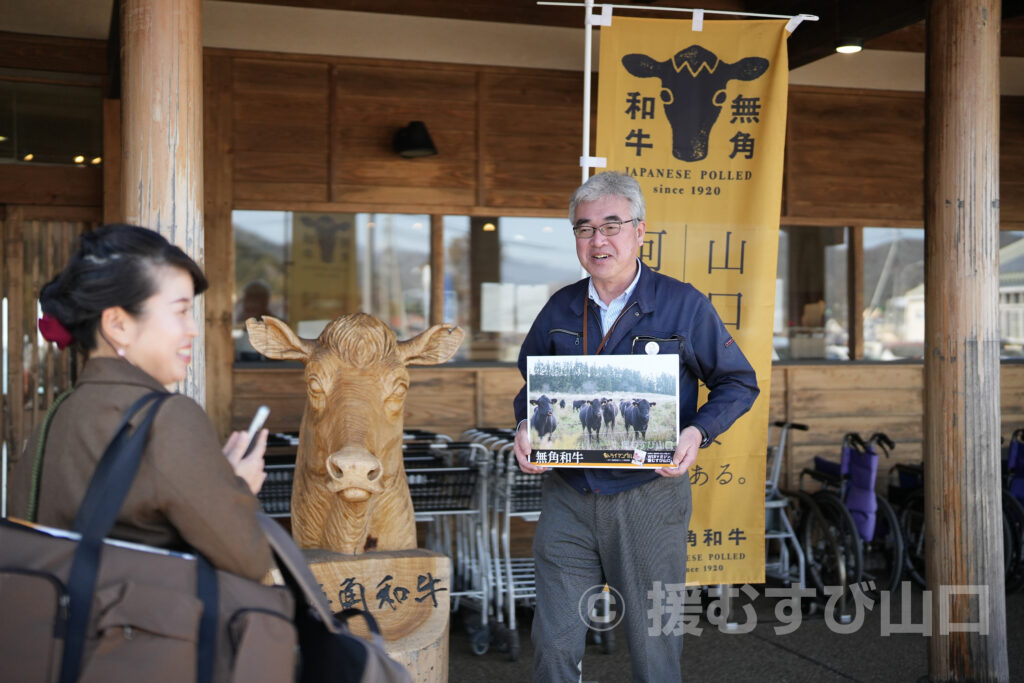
[528,392,678,452]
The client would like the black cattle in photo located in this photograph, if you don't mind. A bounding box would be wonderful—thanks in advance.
[559,399,566,409]
[579,398,603,441]
[623,398,657,441]
[573,400,586,411]
[622,45,768,162]
[530,394,558,443]
[601,398,617,432]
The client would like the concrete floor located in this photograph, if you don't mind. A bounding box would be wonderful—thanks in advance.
[447,583,1024,682]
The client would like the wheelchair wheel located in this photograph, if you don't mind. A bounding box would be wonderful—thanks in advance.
[861,494,904,598]
[899,488,926,587]
[1003,490,1024,593]
[812,490,864,587]
[796,493,847,601]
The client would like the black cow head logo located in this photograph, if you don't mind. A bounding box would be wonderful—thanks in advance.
[622,45,768,162]
[300,215,352,263]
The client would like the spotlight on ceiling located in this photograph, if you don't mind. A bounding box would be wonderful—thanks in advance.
[393,121,438,159]
[835,39,863,54]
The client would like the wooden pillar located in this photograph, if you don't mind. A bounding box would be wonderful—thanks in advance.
[429,214,445,326]
[924,1,1007,681]
[120,0,205,403]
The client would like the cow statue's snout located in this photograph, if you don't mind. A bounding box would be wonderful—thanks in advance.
[326,446,385,501]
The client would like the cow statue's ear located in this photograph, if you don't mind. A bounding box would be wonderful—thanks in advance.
[398,324,465,366]
[246,315,314,362]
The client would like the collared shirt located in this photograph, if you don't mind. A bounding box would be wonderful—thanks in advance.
[587,258,643,334]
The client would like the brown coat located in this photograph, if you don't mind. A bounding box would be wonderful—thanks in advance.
[8,357,271,581]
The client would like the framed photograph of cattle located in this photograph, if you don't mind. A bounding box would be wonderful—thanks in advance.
[525,354,680,467]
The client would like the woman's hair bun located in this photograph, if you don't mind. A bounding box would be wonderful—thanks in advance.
[37,224,207,350]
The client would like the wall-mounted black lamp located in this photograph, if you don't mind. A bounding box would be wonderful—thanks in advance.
[393,121,438,158]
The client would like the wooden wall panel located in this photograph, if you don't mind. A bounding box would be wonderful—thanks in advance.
[0,31,106,74]
[1000,97,1024,227]
[478,71,583,210]
[0,165,102,207]
[331,64,477,204]
[786,88,924,223]
[232,360,1024,496]
[480,366,524,428]
[232,58,329,202]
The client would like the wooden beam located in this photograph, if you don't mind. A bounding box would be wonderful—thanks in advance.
[121,0,206,402]
[102,98,121,223]
[429,213,444,326]
[762,0,928,68]
[867,16,1024,57]
[213,0,747,28]
[204,54,236,438]
[924,1,1007,679]
[0,31,106,74]
[846,225,863,360]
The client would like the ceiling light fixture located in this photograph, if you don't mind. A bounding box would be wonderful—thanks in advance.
[73,155,85,164]
[23,153,34,161]
[835,38,863,54]
[482,223,496,232]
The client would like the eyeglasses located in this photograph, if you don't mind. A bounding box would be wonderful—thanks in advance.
[572,218,637,239]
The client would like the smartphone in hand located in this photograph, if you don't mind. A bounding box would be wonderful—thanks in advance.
[242,405,271,458]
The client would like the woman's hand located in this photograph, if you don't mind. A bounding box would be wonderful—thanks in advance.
[223,429,268,495]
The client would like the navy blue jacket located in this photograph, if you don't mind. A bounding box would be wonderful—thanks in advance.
[513,261,759,495]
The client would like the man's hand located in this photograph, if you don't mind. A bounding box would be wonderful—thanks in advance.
[513,421,549,474]
[658,425,702,478]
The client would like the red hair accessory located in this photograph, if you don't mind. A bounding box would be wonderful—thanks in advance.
[38,314,74,350]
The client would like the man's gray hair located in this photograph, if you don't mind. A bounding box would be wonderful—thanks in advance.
[569,171,646,224]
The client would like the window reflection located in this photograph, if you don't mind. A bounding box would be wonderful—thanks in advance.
[232,210,430,361]
[445,216,580,361]
[1000,231,1024,359]
[0,71,103,166]
[862,228,925,360]
[774,226,848,361]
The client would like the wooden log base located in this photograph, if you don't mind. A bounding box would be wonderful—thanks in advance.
[304,548,450,682]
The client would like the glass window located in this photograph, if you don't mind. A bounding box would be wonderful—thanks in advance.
[445,216,580,362]
[862,228,925,361]
[774,226,848,361]
[232,211,430,361]
[0,70,103,166]
[1000,230,1024,359]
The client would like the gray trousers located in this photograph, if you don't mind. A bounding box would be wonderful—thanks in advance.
[531,473,692,683]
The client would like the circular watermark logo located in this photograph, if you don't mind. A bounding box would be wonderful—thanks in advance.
[577,584,625,632]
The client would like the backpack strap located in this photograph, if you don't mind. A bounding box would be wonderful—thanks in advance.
[26,389,73,523]
[59,391,172,683]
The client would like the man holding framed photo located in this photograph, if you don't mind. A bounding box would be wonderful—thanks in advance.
[512,171,759,683]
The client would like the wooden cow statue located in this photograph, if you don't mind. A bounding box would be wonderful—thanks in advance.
[246,314,464,554]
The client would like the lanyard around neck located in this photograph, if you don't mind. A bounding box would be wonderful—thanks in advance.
[582,298,631,355]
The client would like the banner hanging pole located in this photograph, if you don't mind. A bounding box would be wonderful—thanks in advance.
[582,0,593,183]
[580,1,611,181]
[539,2,818,25]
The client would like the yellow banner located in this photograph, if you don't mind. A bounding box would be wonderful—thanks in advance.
[287,213,360,331]
[598,17,789,585]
